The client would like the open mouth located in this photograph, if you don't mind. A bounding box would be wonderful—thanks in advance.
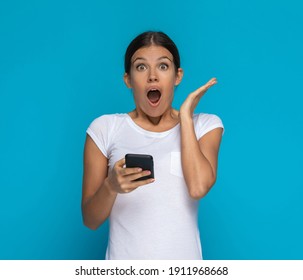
[147,89,161,105]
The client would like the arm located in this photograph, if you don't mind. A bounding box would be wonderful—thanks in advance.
[82,135,154,230]
[180,117,222,199]
[179,78,222,200]
[82,135,117,230]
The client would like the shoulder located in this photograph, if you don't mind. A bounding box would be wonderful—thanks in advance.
[193,113,222,124]
[88,113,127,130]
[193,113,224,139]
[86,114,128,157]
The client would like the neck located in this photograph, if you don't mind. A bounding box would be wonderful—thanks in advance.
[128,107,180,132]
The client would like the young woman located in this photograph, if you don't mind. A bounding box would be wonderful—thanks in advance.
[82,31,224,260]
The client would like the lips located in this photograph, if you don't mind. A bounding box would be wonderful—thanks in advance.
[147,88,161,106]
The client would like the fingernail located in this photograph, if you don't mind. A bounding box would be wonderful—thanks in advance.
[137,168,142,172]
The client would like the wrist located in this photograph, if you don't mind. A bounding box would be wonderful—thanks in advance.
[179,111,193,124]
[179,105,193,117]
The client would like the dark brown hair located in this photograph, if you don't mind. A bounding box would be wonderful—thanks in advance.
[124,31,180,74]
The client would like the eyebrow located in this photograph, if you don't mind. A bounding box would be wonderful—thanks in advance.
[132,56,173,63]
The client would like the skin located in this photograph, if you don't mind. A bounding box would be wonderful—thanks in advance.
[82,45,223,229]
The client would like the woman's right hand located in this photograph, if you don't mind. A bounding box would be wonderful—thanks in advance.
[107,158,155,194]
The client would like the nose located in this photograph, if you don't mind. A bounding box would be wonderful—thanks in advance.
[148,69,158,82]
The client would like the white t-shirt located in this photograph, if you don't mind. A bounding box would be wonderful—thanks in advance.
[86,113,224,260]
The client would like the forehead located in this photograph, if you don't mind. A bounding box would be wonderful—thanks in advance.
[131,45,173,62]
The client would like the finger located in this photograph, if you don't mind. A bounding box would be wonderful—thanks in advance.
[115,157,141,174]
[129,177,155,189]
[119,176,155,193]
[207,77,217,85]
[120,166,143,176]
[127,170,152,181]
[199,78,217,92]
[192,78,217,96]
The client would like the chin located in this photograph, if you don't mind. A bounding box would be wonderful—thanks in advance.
[138,103,170,119]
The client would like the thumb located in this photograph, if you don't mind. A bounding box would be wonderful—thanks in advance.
[116,157,126,168]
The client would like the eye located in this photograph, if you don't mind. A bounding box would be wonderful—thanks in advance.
[159,63,168,70]
[136,64,147,71]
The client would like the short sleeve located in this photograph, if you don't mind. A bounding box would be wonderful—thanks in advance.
[86,115,113,158]
[194,113,224,140]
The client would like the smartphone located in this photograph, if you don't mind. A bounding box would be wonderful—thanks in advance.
[125,153,154,181]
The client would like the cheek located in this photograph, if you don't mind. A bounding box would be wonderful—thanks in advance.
[129,74,146,89]
[166,71,179,84]
[131,87,145,102]
[167,76,178,90]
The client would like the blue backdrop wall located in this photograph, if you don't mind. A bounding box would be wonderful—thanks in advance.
[1,0,302,259]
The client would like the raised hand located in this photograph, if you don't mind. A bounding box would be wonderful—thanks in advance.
[180,78,217,118]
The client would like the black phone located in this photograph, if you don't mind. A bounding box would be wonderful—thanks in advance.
[125,154,154,181]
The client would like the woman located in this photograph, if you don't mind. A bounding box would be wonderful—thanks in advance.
[82,31,224,259]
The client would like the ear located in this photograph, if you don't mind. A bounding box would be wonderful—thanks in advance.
[174,68,184,86]
[123,73,132,89]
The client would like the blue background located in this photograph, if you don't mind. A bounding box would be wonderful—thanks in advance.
[1,0,302,259]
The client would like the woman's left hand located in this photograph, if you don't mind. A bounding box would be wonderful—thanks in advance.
[180,78,217,119]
